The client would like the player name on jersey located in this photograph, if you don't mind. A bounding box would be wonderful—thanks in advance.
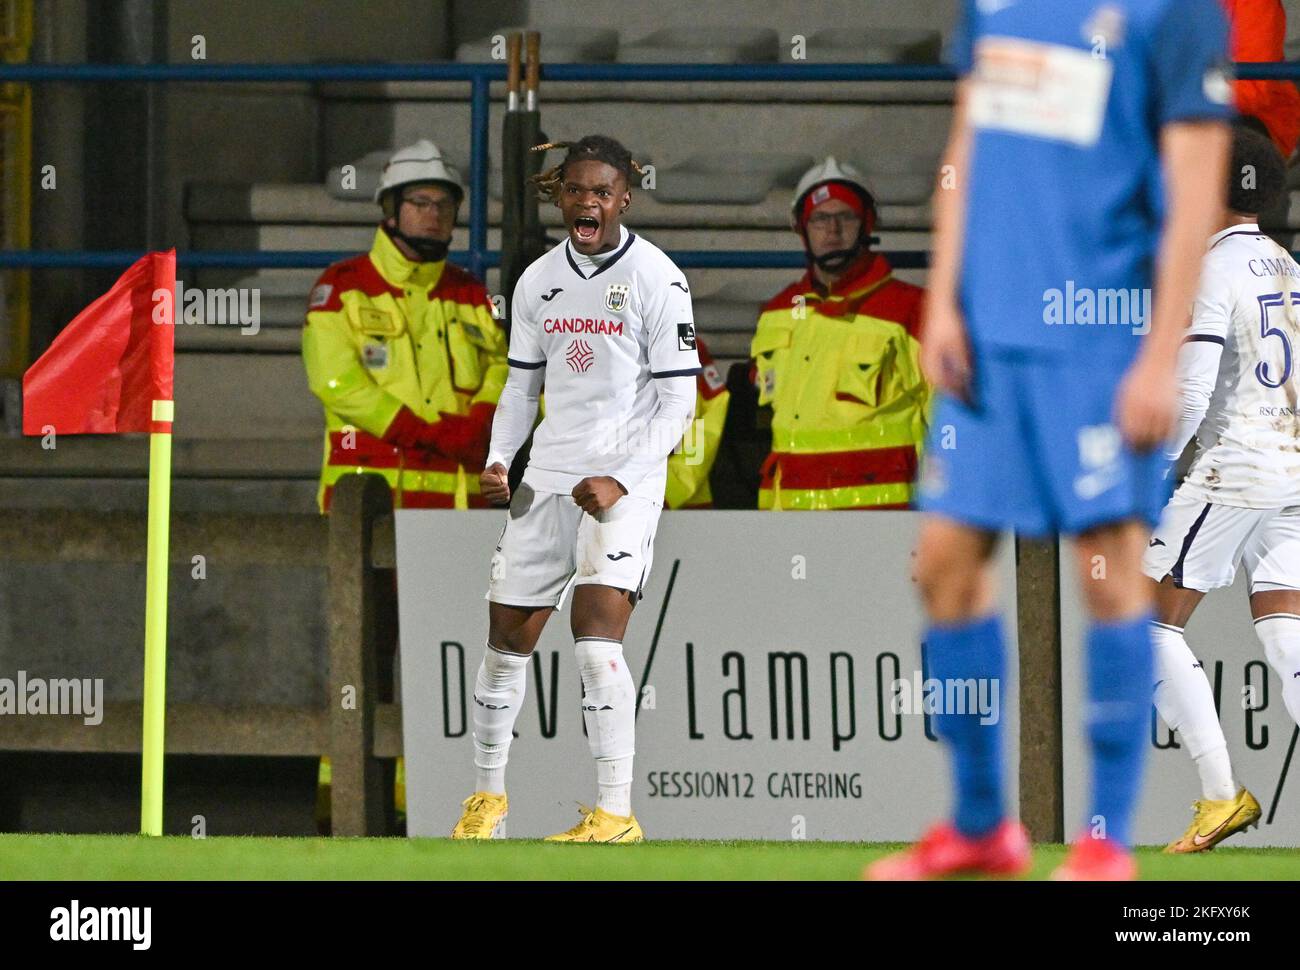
[1183,226,1300,509]
[1245,256,1300,280]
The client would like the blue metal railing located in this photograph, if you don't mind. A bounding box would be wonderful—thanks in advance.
[0,59,1294,280]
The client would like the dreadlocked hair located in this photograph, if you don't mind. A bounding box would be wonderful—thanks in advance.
[529,135,645,203]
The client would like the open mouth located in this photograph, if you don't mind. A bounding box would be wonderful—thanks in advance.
[572,216,600,242]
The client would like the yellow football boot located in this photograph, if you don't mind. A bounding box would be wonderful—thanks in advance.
[544,806,644,843]
[1164,788,1261,853]
[451,792,509,840]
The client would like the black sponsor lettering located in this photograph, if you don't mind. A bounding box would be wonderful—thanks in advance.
[830,651,856,751]
[686,641,703,739]
[644,770,756,798]
[1152,704,1180,749]
[441,641,467,738]
[876,651,902,742]
[722,651,752,740]
[1246,660,1270,751]
[532,651,560,739]
[768,651,810,740]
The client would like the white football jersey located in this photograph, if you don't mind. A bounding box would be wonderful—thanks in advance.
[504,226,701,502]
[1182,225,1300,509]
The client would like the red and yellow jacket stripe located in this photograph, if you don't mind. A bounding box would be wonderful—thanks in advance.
[302,227,508,511]
[750,252,929,510]
[665,335,730,509]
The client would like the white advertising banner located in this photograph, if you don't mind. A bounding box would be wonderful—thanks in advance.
[398,510,1021,841]
[1061,555,1300,847]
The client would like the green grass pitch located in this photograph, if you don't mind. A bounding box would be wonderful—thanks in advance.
[1,834,1299,880]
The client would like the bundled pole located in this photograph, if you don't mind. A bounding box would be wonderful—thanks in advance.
[520,31,548,267]
[500,33,525,325]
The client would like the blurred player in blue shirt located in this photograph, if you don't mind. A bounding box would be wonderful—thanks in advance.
[869,0,1233,881]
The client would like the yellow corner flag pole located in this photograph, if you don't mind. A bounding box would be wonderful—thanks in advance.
[140,397,174,836]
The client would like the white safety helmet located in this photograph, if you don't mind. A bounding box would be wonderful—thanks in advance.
[373,139,465,207]
[790,156,877,231]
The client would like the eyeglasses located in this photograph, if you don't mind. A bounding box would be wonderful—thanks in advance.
[402,196,458,214]
[805,212,862,231]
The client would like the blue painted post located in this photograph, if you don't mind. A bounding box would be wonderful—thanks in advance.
[469,73,490,282]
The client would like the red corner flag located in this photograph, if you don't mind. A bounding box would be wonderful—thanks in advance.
[22,249,176,435]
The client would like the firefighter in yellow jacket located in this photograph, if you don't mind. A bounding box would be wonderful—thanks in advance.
[303,139,508,512]
[303,140,508,831]
[751,157,929,510]
[665,334,729,508]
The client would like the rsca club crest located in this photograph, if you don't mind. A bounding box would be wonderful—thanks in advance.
[604,283,630,313]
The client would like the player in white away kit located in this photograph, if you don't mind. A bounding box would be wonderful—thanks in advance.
[450,135,701,842]
[1143,126,1300,852]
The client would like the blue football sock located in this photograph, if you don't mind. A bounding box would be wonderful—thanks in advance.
[925,614,1006,838]
[1085,612,1154,848]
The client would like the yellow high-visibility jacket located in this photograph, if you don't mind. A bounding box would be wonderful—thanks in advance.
[750,253,930,510]
[302,228,508,511]
[665,335,730,509]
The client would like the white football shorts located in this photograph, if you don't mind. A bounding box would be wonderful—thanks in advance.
[1142,489,1300,593]
[486,483,661,608]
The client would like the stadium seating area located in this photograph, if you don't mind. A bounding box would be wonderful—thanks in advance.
[16,0,1300,504]
[9,0,1300,496]
[164,1,953,499]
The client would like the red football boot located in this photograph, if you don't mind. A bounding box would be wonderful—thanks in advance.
[865,820,1032,881]
[1050,835,1137,881]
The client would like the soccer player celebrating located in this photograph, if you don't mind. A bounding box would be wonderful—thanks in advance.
[450,135,701,842]
[868,0,1233,881]
[1144,125,1300,853]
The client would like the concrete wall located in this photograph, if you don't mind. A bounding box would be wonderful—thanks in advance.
[454,0,961,43]
[24,0,454,352]
[157,1,453,248]
[0,560,327,705]
[27,0,91,358]
[166,0,453,63]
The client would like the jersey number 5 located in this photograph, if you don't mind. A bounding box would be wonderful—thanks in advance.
[1255,292,1298,389]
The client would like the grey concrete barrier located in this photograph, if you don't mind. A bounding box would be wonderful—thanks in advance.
[0,472,401,836]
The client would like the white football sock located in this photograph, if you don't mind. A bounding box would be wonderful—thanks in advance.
[575,636,636,817]
[472,642,530,795]
[1255,614,1300,728]
[1150,621,1237,801]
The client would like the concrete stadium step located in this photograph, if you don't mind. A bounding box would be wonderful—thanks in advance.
[172,352,322,441]
[653,151,815,204]
[174,325,302,352]
[186,181,933,230]
[0,435,320,479]
[0,477,320,515]
[512,0,959,41]
[456,26,621,63]
[316,94,956,184]
[779,28,943,64]
[455,23,942,66]
[616,27,782,63]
